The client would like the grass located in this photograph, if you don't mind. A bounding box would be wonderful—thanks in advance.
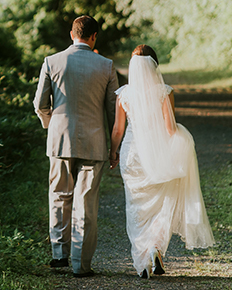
[1,149,231,288]
[161,66,232,89]
[112,53,232,89]
[200,166,232,256]
[0,148,53,289]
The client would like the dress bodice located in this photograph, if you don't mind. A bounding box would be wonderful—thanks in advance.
[118,84,173,123]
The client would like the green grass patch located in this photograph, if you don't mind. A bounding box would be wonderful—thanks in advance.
[1,144,232,288]
[199,165,232,256]
[160,62,232,89]
[111,54,232,89]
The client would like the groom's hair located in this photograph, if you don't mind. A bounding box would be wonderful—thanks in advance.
[132,45,159,65]
[72,15,99,40]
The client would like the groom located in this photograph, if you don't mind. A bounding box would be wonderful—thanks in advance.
[33,15,119,277]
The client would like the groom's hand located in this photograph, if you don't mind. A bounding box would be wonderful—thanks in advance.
[109,152,119,169]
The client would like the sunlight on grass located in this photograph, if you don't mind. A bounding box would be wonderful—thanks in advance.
[160,62,232,89]
[112,53,232,89]
[199,165,232,257]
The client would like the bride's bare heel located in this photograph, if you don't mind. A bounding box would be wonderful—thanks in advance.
[150,247,165,275]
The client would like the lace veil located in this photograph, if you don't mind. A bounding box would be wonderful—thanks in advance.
[118,55,191,183]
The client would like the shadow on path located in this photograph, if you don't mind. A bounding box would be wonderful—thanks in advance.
[175,93,232,169]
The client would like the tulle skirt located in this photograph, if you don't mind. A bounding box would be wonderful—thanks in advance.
[120,123,215,274]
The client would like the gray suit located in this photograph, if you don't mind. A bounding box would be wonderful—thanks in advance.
[34,44,118,274]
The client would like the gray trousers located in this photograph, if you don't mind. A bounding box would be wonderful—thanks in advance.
[49,157,104,274]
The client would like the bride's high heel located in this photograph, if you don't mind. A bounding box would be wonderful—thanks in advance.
[139,265,152,279]
[150,247,165,275]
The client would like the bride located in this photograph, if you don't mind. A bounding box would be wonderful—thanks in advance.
[109,45,215,279]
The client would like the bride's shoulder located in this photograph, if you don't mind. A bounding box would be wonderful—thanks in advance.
[115,85,130,114]
[115,85,128,96]
[115,85,131,103]
[165,84,174,95]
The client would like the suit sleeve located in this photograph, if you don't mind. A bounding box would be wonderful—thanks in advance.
[104,60,119,135]
[33,58,52,128]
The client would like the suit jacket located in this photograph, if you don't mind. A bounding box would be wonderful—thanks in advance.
[33,44,119,161]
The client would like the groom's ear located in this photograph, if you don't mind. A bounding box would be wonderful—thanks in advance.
[91,32,97,41]
[70,31,74,41]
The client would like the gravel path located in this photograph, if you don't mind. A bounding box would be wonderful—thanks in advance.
[53,91,232,289]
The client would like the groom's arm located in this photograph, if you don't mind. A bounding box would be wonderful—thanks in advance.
[33,58,52,128]
[104,60,119,136]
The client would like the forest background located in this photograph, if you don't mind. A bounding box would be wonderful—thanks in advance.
[0,0,232,289]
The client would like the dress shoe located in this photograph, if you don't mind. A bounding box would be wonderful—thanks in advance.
[50,258,69,268]
[73,269,94,278]
[150,247,165,275]
[139,265,152,279]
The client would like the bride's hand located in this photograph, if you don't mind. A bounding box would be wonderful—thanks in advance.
[109,152,119,169]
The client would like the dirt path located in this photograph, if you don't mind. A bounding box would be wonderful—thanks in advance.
[174,90,232,170]
[53,90,232,289]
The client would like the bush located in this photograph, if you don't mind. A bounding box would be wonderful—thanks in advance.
[0,65,45,174]
[0,229,50,275]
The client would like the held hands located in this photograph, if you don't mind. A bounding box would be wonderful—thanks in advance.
[109,152,119,170]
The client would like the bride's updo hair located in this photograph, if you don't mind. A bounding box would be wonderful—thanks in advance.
[132,45,159,65]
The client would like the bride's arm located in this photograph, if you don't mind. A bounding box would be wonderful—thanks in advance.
[162,91,176,136]
[167,91,175,113]
[110,97,126,169]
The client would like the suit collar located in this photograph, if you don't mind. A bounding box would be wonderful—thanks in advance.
[73,40,90,47]
[70,44,92,51]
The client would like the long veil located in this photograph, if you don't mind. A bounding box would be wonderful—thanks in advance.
[120,55,193,183]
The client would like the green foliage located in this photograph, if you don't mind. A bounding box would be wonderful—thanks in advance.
[0,150,52,288]
[63,0,130,54]
[0,0,130,79]
[0,0,61,77]
[1,0,232,71]
[0,140,51,287]
[0,65,45,175]
[0,66,36,106]
[169,0,232,69]
[116,0,232,69]
[0,272,54,290]
[0,25,21,67]
[0,229,50,275]
[0,133,49,234]
[115,0,179,63]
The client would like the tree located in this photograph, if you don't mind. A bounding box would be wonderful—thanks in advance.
[0,0,130,78]
[116,0,232,68]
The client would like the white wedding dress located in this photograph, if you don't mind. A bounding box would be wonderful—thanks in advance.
[117,56,215,275]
